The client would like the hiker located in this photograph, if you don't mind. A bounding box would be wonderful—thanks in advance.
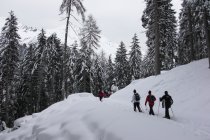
[145,90,156,115]
[131,89,142,112]
[111,83,118,94]
[160,91,173,119]
[0,116,6,132]
[98,89,105,101]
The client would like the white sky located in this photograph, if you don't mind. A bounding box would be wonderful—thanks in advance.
[0,0,182,52]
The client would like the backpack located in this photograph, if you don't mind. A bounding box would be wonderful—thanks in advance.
[150,95,156,102]
[170,97,173,106]
[135,93,140,101]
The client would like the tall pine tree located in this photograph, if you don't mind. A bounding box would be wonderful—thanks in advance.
[0,11,20,126]
[129,33,142,79]
[115,42,130,89]
[142,0,177,76]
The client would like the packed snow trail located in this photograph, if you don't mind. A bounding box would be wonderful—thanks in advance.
[0,59,210,140]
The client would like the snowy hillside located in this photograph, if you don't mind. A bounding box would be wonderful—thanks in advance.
[0,17,118,57]
[0,59,210,140]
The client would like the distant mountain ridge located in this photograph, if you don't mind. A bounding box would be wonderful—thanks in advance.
[0,16,119,57]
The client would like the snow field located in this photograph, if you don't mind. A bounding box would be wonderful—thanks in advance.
[0,59,210,140]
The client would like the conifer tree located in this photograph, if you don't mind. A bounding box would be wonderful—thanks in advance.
[80,15,101,54]
[91,55,104,95]
[71,41,80,93]
[115,42,130,89]
[178,0,195,65]
[142,0,177,76]
[74,41,92,93]
[46,34,63,103]
[31,29,48,112]
[178,0,210,66]
[129,34,142,79]
[192,0,210,67]
[17,44,35,116]
[106,55,115,92]
[0,11,20,126]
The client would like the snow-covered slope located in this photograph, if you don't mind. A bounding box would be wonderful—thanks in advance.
[0,59,210,140]
[0,17,118,57]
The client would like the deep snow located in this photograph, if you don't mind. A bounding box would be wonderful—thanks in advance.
[0,59,210,140]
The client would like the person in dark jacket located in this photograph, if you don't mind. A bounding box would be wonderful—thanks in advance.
[145,90,156,115]
[131,89,142,112]
[160,91,173,119]
[98,89,105,101]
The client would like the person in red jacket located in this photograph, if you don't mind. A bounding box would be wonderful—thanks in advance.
[145,90,156,115]
[98,89,104,101]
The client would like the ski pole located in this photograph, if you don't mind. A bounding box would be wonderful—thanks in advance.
[157,101,160,116]
[170,107,174,117]
[145,105,149,113]
[140,103,143,112]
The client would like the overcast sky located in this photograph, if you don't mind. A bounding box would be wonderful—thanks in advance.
[0,0,182,52]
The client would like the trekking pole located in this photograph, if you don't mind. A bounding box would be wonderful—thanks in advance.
[140,104,144,112]
[157,101,160,116]
[145,105,149,114]
[170,107,174,117]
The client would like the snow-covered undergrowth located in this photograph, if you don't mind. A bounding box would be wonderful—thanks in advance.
[0,59,210,140]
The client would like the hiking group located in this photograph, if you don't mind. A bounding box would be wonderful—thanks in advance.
[131,89,173,119]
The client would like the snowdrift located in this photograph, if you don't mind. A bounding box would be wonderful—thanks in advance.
[0,59,210,140]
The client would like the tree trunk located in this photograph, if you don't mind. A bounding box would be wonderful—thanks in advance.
[154,0,161,75]
[5,84,9,125]
[62,0,72,99]
[188,6,194,62]
[204,8,210,69]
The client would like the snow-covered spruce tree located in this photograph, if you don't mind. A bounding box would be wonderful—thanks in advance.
[0,11,20,126]
[129,33,142,79]
[115,42,130,89]
[46,34,63,104]
[60,0,86,99]
[178,0,195,65]
[65,41,78,95]
[159,0,177,70]
[106,55,115,92]
[31,29,49,112]
[98,51,109,92]
[192,0,210,68]
[178,0,210,66]
[70,41,80,93]
[142,0,161,75]
[142,0,177,75]
[17,44,36,116]
[74,41,92,93]
[91,51,109,95]
[91,55,104,95]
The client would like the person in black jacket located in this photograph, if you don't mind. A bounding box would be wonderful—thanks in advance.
[160,91,173,119]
